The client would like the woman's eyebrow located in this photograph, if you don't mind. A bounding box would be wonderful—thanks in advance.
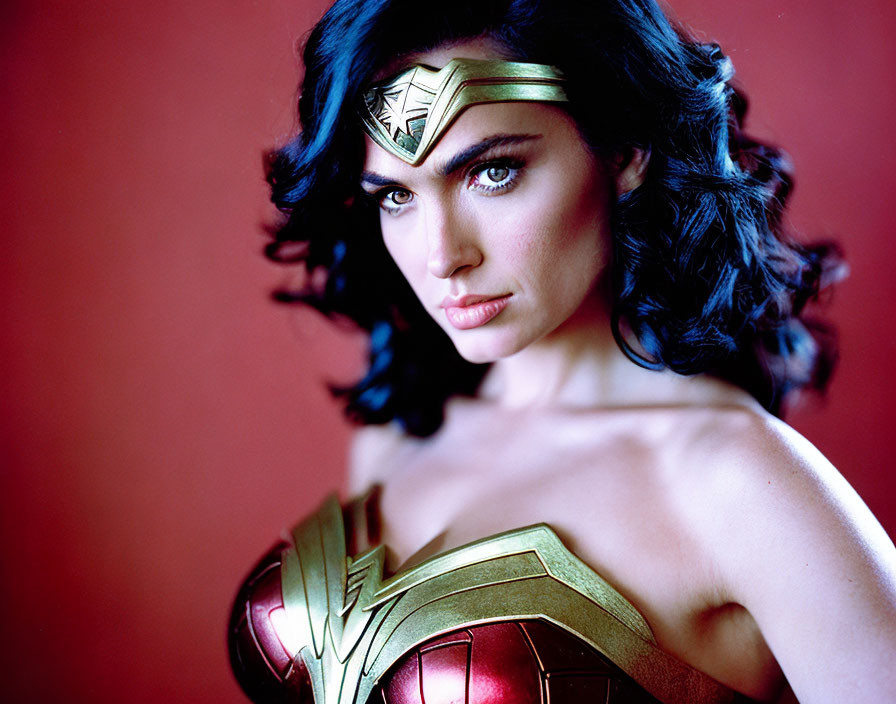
[360,171,400,188]
[438,133,541,176]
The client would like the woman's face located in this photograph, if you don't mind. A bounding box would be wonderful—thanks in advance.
[361,45,619,364]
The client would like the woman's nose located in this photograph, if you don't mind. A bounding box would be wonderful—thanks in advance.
[424,203,482,279]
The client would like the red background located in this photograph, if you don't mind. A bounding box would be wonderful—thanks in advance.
[2,1,894,702]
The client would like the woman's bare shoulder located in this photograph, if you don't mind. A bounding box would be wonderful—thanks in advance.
[672,405,894,584]
[680,407,881,529]
[662,404,848,503]
[679,407,896,701]
[347,423,413,494]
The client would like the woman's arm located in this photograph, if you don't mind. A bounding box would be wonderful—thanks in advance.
[708,418,896,702]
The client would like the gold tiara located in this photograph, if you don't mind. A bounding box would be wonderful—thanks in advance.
[360,58,568,165]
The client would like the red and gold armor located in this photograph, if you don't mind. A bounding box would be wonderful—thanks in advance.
[229,495,742,704]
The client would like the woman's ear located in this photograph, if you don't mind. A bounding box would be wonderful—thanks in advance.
[614,147,650,194]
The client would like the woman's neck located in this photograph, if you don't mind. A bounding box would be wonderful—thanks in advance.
[478,295,757,412]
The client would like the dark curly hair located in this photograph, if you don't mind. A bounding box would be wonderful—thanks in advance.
[265,0,841,436]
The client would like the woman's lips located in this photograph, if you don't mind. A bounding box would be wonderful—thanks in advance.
[441,294,511,330]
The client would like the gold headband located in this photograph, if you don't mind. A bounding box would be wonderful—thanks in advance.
[360,58,568,165]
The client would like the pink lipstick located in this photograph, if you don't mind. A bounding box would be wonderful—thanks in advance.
[441,294,511,330]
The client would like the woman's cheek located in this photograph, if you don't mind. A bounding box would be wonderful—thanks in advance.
[494,208,546,263]
[382,222,424,279]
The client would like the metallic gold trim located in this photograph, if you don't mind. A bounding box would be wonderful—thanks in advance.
[279,495,738,704]
[360,58,568,165]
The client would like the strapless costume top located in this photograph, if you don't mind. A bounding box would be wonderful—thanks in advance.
[228,494,745,704]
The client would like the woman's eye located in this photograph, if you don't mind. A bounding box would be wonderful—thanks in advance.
[377,188,414,214]
[388,189,412,205]
[470,161,522,192]
[482,166,510,184]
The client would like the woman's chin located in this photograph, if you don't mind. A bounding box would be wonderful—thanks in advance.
[448,330,529,365]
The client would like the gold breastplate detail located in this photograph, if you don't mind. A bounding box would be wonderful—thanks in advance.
[274,495,737,704]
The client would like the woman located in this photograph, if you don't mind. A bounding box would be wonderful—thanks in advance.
[229,1,896,702]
